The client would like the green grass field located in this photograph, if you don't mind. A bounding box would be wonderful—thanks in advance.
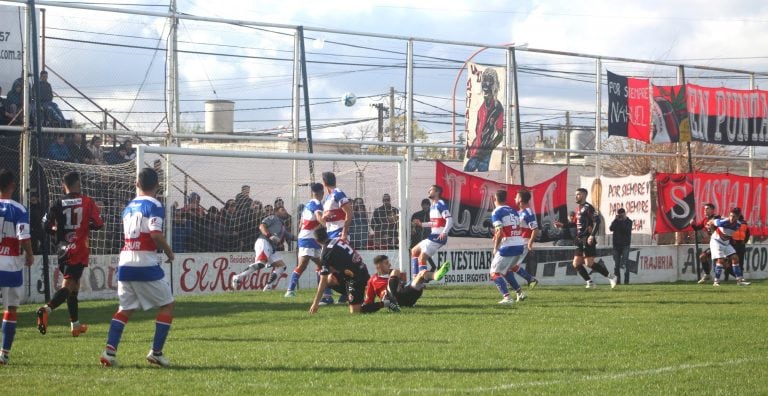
[1,282,766,395]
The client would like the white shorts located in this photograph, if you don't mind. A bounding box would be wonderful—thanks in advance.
[298,247,321,258]
[417,239,445,257]
[710,239,736,260]
[254,238,281,265]
[118,279,174,311]
[0,286,23,308]
[490,253,525,274]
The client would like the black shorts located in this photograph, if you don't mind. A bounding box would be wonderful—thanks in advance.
[395,285,423,307]
[58,261,85,280]
[330,270,370,305]
[574,238,597,258]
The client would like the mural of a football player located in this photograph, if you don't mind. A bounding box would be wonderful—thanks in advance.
[464,67,504,172]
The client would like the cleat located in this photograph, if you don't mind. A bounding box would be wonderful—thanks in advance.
[318,296,334,305]
[498,297,515,305]
[516,292,527,302]
[713,281,720,287]
[0,354,9,365]
[71,324,88,337]
[697,274,710,284]
[262,283,274,291]
[737,280,751,286]
[231,275,242,291]
[609,275,618,289]
[433,260,451,281]
[99,350,117,367]
[284,290,296,298]
[585,280,595,289]
[337,294,348,304]
[146,350,170,367]
[386,300,401,313]
[528,278,539,289]
[36,307,48,335]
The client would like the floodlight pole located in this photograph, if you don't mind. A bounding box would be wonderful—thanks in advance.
[297,26,315,183]
[511,46,524,185]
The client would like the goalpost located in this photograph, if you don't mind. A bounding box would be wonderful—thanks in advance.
[137,145,410,272]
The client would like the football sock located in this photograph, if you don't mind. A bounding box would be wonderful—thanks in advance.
[493,274,509,297]
[410,257,419,277]
[323,288,333,299]
[387,276,400,304]
[1,311,16,353]
[106,312,129,352]
[270,267,286,287]
[576,265,592,281]
[239,267,256,279]
[714,265,723,281]
[513,265,534,282]
[732,264,743,278]
[592,261,610,277]
[48,287,70,310]
[152,314,173,353]
[287,270,301,292]
[700,258,711,275]
[503,271,522,292]
[67,291,79,323]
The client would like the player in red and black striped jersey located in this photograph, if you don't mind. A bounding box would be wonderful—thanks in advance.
[361,255,426,313]
[689,203,719,283]
[309,226,370,314]
[37,171,104,337]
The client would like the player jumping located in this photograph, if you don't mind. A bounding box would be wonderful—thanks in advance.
[231,206,294,291]
[411,185,452,282]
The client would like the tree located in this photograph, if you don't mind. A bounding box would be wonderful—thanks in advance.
[600,139,734,176]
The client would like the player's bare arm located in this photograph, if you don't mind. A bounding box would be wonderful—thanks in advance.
[309,273,331,314]
[151,232,175,263]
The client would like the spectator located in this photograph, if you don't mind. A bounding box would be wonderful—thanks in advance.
[350,197,370,250]
[222,199,241,252]
[235,185,252,210]
[67,133,95,164]
[34,70,66,126]
[371,193,399,249]
[104,144,129,165]
[5,80,23,124]
[87,136,107,164]
[0,86,8,124]
[122,139,136,160]
[552,211,577,246]
[29,192,45,254]
[47,134,72,161]
[609,208,633,284]
[410,198,431,249]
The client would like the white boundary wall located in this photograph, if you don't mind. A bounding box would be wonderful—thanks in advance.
[20,244,768,303]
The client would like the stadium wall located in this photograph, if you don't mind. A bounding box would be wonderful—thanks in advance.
[21,244,768,303]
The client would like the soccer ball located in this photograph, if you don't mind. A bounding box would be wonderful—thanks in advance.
[342,92,357,107]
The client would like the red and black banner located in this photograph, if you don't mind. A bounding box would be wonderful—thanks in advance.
[686,84,768,146]
[655,171,768,236]
[436,161,568,239]
[607,71,651,142]
[652,85,690,143]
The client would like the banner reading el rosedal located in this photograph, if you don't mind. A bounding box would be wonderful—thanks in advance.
[655,171,768,236]
[436,161,568,239]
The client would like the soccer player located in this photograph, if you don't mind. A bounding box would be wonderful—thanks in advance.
[100,167,175,368]
[709,208,750,286]
[309,226,370,315]
[361,255,428,313]
[514,190,540,288]
[411,185,452,282]
[555,188,617,289]
[490,190,528,304]
[0,169,34,365]
[37,171,104,337]
[231,206,295,291]
[318,171,353,304]
[285,183,324,297]
[689,203,718,283]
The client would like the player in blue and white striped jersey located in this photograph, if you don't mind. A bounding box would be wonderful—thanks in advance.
[490,190,527,304]
[411,185,452,282]
[285,183,325,297]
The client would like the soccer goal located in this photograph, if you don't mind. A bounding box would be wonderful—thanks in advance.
[137,145,410,271]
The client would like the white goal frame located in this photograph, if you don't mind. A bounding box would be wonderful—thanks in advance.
[137,145,410,271]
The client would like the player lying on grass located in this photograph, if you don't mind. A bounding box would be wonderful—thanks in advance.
[361,254,434,313]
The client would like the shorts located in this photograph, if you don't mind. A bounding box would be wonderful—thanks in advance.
[254,238,281,266]
[710,239,736,260]
[417,238,445,257]
[394,285,423,307]
[330,270,370,305]
[58,261,85,281]
[490,253,525,274]
[298,247,321,258]
[0,286,23,308]
[574,238,597,258]
[118,279,174,311]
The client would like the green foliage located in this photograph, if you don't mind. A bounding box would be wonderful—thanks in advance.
[3,282,766,394]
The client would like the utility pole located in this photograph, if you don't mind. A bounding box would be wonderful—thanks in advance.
[389,87,396,154]
[371,103,387,141]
